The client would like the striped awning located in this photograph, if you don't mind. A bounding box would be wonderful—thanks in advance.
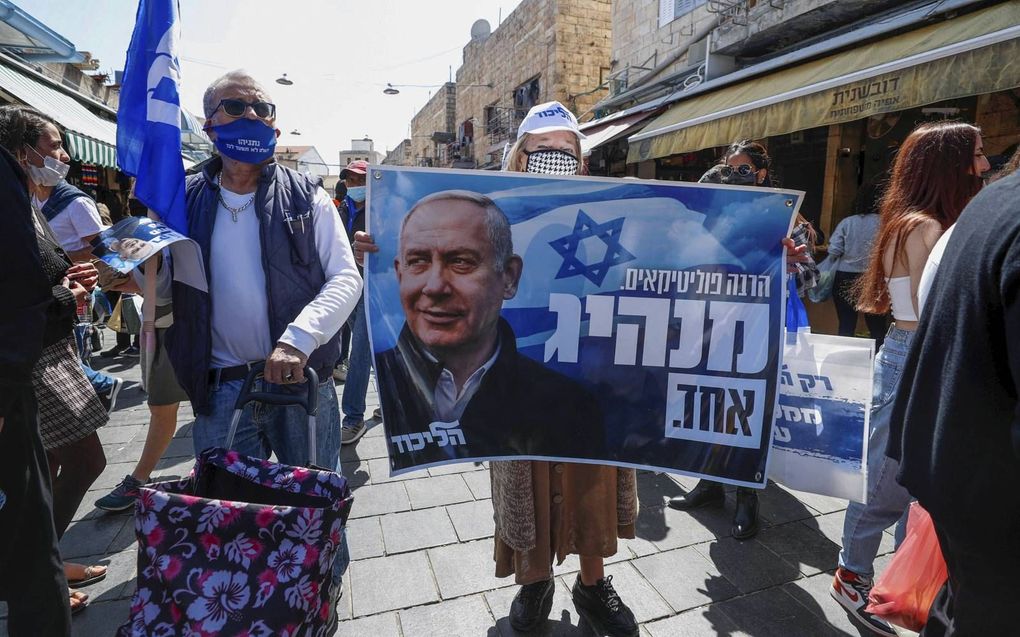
[65,130,117,167]
[0,61,118,168]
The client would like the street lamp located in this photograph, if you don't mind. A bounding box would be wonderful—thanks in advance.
[290,129,301,135]
[276,74,293,86]
[383,82,492,95]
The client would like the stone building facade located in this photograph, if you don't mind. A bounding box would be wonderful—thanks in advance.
[383,139,412,166]
[451,0,612,168]
[409,82,456,167]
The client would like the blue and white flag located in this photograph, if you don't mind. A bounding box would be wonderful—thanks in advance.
[117,0,187,234]
[366,167,805,485]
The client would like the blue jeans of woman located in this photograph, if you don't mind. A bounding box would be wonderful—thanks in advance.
[838,325,913,579]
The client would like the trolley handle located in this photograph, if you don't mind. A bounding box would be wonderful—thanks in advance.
[230,361,320,417]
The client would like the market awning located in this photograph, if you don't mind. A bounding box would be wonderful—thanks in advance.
[580,110,658,156]
[0,60,118,168]
[629,2,1020,162]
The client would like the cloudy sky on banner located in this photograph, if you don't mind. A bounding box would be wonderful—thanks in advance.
[19,0,523,173]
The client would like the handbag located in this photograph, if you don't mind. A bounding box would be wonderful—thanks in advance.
[107,296,124,333]
[807,255,841,304]
[866,502,948,630]
[121,294,143,334]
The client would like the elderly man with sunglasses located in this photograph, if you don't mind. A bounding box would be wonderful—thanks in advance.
[166,69,361,481]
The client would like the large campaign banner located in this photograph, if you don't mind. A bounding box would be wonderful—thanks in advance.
[771,333,874,503]
[365,167,802,486]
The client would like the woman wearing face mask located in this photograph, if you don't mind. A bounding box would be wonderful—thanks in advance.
[830,121,989,636]
[351,102,640,636]
[0,106,109,615]
[669,140,819,541]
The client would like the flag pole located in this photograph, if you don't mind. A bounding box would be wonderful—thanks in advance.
[142,209,159,377]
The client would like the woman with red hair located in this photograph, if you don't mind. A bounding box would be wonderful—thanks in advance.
[830,121,989,636]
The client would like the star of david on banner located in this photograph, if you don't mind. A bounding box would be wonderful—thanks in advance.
[549,209,636,285]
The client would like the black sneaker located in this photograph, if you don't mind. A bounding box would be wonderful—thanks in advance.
[509,579,554,633]
[571,575,638,637]
[99,377,124,413]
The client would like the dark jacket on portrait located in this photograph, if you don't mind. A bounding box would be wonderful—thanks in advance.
[376,318,607,471]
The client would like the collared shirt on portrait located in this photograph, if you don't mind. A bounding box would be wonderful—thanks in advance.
[424,341,501,422]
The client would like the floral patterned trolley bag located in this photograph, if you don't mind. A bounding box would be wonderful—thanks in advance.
[118,365,354,637]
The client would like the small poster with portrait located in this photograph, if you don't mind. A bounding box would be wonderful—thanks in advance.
[365,166,807,488]
[90,217,207,291]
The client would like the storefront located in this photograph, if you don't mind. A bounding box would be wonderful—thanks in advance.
[625,2,1020,332]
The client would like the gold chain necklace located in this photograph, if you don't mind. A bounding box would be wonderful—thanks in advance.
[216,174,255,222]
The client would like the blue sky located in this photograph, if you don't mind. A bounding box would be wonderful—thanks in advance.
[18,0,522,172]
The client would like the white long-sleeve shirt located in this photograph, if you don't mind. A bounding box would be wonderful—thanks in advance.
[209,185,362,368]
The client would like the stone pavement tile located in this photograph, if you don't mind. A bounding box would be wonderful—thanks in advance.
[757,520,842,577]
[108,513,142,555]
[715,586,841,637]
[381,508,458,554]
[59,515,130,560]
[640,502,721,551]
[618,535,659,558]
[447,499,495,541]
[782,572,873,637]
[103,435,194,462]
[341,458,372,490]
[664,472,704,493]
[98,425,141,445]
[347,482,411,519]
[336,610,401,636]
[86,461,140,493]
[588,561,672,624]
[644,606,745,637]
[405,474,474,510]
[633,545,740,613]
[346,516,385,561]
[350,551,439,616]
[337,576,353,621]
[152,454,196,480]
[757,482,818,525]
[812,510,896,557]
[341,433,389,461]
[779,484,849,515]
[429,539,513,599]
[71,598,132,636]
[694,537,802,595]
[636,471,685,509]
[67,548,138,602]
[398,594,497,637]
[368,457,429,484]
[427,461,486,476]
[486,578,587,636]
[462,469,492,500]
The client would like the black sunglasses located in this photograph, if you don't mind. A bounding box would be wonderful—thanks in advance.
[718,164,755,178]
[213,98,276,119]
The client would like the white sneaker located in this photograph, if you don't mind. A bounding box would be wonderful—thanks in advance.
[830,567,896,636]
[341,420,368,445]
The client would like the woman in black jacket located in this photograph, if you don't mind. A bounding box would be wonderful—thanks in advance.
[0,105,109,616]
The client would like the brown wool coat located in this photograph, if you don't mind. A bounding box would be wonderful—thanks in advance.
[490,459,638,583]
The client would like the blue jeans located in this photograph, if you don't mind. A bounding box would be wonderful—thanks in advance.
[74,323,116,396]
[839,325,914,579]
[192,376,350,582]
[341,298,372,428]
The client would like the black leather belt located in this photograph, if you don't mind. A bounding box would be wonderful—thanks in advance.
[209,364,254,385]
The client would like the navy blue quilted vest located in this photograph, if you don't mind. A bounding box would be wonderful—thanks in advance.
[166,158,342,414]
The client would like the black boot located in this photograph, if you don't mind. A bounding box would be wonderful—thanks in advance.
[571,575,639,637]
[667,480,725,511]
[509,579,554,632]
[732,487,759,540]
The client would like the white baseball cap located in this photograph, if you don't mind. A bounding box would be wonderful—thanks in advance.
[517,101,587,140]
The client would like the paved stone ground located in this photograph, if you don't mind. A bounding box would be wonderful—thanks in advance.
[2,335,908,637]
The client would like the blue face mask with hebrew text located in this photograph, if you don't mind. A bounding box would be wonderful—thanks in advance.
[210,118,277,164]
